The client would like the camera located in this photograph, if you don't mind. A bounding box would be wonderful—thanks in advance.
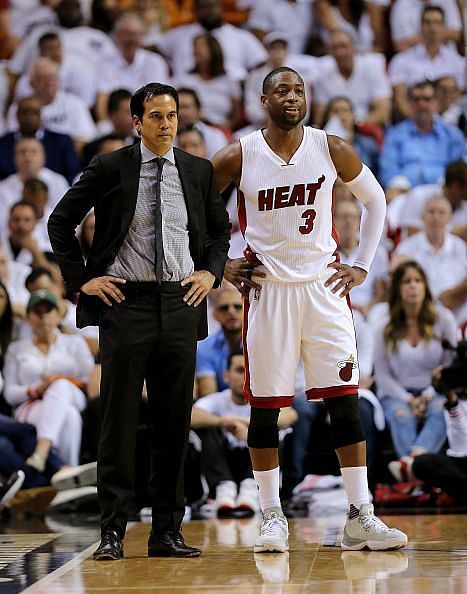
[437,340,467,396]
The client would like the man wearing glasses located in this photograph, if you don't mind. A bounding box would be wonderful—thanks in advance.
[196,283,242,398]
[379,80,464,189]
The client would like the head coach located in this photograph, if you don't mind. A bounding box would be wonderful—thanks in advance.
[48,82,231,560]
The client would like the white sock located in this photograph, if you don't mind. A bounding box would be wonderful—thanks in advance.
[253,467,282,513]
[341,466,370,509]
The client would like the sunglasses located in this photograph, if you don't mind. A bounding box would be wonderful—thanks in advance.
[217,303,242,313]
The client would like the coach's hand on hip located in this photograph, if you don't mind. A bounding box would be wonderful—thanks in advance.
[181,270,215,306]
[80,276,127,306]
[325,262,367,298]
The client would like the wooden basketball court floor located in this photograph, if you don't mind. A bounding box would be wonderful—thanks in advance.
[1,512,467,594]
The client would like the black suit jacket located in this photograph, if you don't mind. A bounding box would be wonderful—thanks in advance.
[48,143,231,338]
[0,129,80,184]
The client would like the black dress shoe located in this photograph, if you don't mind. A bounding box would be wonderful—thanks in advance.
[148,529,201,558]
[93,529,124,560]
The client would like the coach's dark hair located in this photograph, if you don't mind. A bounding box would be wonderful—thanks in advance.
[108,89,132,114]
[130,83,179,122]
[177,87,202,110]
[262,67,304,95]
[421,4,445,23]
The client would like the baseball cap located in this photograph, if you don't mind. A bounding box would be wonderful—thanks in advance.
[27,289,58,313]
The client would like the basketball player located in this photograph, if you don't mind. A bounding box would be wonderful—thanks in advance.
[212,67,408,552]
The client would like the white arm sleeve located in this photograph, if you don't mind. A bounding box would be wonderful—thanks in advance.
[344,164,386,272]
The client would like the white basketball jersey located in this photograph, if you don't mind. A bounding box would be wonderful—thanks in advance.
[239,126,337,282]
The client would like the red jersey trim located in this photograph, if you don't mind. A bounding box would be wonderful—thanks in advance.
[306,385,359,400]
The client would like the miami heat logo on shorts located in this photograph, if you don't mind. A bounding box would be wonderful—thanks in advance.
[337,354,357,382]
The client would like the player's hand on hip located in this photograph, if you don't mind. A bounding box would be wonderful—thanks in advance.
[181,270,215,307]
[224,257,266,295]
[325,263,367,298]
[80,276,127,306]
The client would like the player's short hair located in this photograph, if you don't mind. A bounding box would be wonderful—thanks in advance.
[262,67,304,95]
[130,83,179,121]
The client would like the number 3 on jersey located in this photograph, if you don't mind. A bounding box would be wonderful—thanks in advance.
[299,208,316,235]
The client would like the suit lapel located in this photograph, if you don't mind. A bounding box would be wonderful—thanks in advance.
[174,148,199,234]
[119,143,141,233]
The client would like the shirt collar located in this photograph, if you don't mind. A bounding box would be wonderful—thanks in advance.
[140,141,175,164]
[407,116,443,136]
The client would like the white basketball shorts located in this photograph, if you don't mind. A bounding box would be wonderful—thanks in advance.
[242,276,359,408]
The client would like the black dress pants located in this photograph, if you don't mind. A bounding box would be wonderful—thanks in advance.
[97,282,200,537]
[412,453,467,504]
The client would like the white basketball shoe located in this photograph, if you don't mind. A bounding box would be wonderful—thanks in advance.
[341,504,408,551]
[254,511,289,553]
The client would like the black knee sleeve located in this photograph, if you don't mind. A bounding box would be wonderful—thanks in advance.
[324,395,365,449]
[247,407,280,448]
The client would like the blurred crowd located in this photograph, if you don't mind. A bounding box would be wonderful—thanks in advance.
[0,0,466,518]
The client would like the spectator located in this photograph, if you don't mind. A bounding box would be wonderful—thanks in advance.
[6,59,97,155]
[91,89,135,146]
[196,283,242,398]
[21,178,52,253]
[0,247,30,315]
[0,96,79,184]
[389,6,465,119]
[322,96,380,174]
[177,126,207,159]
[176,87,228,159]
[0,280,13,366]
[157,0,267,81]
[7,0,118,87]
[313,30,391,127]
[1,201,55,272]
[14,31,96,108]
[434,76,466,131]
[373,261,457,471]
[315,0,382,53]
[95,12,169,121]
[3,289,94,468]
[390,0,462,53]
[394,195,467,324]
[0,137,69,214]
[247,0,315,54]
[379,82,464,189]
[334,198,387,315]
[0,413,96,492]
[192,350,297,516]
[173,33,242,130]
[400,160,467,240]
[411,383,467,504]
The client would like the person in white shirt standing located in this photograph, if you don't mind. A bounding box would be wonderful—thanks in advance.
[95,13,170,121]
[213,66,407,553]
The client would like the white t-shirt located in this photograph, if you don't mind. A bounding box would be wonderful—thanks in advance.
[15,55,97,107]
[314,54,391,121]
[388,43,465,89]
[8,4,57,39]
[5,260,31,308]
[97,48,170,94]
[173,73,241,126]
[247,0,315,54]
[0,167,69,213]
[194,388,250,448]
[8,25,118,77]
[158,22,268,81]
[390,0,462,45]
[399,185,467,233]
[7,90,96,141]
